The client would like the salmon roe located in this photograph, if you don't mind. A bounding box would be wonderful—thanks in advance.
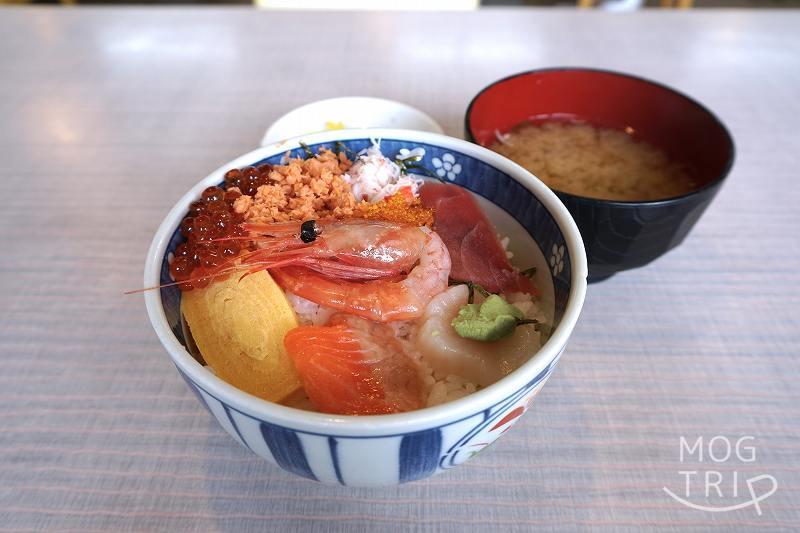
[169,185,246,290]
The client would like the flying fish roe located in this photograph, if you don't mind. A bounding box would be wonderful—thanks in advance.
[355,193,434,227]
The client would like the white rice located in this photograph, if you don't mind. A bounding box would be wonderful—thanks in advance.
[388,320,473,407]
[285,293,336,326]
[499,235,514,259]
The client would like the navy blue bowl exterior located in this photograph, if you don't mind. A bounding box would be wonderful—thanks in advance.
[160,137,573,484]
[555,182,724,282]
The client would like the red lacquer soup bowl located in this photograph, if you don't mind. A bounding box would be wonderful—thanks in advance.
[466,68,735,282]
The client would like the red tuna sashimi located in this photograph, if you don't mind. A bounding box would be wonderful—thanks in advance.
[420,183,538,295]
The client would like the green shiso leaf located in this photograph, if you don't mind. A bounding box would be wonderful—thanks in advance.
[299,141,315,159]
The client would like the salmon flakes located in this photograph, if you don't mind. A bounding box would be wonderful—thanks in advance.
[233,149,357,223]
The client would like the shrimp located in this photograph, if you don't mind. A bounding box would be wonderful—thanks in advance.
[271,226,451,322]
[134,219,451,319]
[233,219,430,281]
[284,314,426,415]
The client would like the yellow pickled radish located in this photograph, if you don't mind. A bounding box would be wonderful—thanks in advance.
[180,270,302,403]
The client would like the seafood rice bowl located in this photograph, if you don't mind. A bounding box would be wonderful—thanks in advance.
[143,128,587,486]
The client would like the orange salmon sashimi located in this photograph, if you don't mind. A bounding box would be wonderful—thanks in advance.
[283,315,426,415]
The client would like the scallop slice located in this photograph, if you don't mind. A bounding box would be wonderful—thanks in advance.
[415,285,540,388]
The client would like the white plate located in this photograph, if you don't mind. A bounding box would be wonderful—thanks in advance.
[260,97,444,146]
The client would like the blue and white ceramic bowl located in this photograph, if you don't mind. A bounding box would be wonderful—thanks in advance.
[144,129,587,487]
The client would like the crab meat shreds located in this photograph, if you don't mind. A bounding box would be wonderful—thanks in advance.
[344,144,424,202]
[234,149,357,224]
[419,183,538,296]
[283,314,426,415]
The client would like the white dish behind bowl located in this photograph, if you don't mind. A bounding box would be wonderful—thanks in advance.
[143,129,586,486]
[261,97,444,146]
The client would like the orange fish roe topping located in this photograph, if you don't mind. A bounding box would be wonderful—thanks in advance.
[355,192,434,227]
[233,149,357,224]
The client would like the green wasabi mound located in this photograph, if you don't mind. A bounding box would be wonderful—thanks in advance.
[451,294,525,342]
